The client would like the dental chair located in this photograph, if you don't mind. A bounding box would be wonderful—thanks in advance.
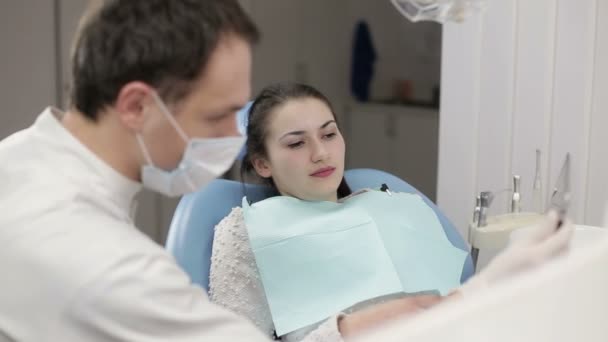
[165,168,475,291]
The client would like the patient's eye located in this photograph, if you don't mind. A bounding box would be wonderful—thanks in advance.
[323,132,337,140]
[287,141,304,149]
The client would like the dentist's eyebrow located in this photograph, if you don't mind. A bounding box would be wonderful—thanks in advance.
[279,120,336,141]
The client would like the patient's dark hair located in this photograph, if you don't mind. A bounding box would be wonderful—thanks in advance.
[241,82,351,199]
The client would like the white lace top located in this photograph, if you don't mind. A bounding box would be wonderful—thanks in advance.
[208,206,345,342]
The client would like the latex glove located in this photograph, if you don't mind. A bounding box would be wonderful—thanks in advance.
[459,210,574,296]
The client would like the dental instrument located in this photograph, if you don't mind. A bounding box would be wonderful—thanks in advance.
[549,153,571,229]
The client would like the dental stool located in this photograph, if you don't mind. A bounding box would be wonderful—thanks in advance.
[165,168,475,291]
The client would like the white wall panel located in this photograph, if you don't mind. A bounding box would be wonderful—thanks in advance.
[547,0,597,223]
[437,16,483,238]
[475,0,517,215]
[439,0,607,241]
[510,0,557,214]
[585,0,608,226]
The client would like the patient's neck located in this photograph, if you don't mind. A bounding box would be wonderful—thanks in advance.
[281,191,338,203]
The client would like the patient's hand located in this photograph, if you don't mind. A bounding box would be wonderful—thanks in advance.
[338,295,443,338]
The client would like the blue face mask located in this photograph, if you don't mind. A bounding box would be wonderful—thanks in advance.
[243,190,468,336]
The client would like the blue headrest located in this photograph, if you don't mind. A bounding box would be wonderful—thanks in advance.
[236,101,253,161]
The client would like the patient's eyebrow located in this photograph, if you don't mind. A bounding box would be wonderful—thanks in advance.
[279,120,337,140]
[320,120,336,129]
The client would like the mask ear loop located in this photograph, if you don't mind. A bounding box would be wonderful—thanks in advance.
[136,134,155,166]
[151,92,190,143]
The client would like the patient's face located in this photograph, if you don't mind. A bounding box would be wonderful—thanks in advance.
[253,98,345,202]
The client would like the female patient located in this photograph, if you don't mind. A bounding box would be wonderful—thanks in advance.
[208,83,573,342]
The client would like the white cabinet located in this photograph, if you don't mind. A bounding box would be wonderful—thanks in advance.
[344,103,439,201]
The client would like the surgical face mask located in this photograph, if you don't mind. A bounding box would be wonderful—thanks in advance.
[136,94,245,197]
[391,0,487,23]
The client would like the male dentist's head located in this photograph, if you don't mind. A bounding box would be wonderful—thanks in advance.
[62,0,259,196]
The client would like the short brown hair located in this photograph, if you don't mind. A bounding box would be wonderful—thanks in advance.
[70,0,259,120]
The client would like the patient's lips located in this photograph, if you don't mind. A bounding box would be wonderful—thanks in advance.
[310,166,335,178]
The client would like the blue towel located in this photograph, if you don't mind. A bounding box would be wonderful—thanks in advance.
[350,21,377,102]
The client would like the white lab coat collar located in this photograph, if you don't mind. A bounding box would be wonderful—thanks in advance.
[35,107,142,221]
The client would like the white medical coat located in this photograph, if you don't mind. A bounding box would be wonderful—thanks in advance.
[0,108,269,341]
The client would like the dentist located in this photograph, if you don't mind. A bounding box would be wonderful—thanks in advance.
[0,1,271,341]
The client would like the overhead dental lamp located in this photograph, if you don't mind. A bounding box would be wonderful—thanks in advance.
[390,0,487,23]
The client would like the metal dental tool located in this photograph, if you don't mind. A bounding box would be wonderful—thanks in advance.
[510,175,521,213]
[532,149,544,213]
[472,195,481,227]
[470,191,494,270]
[478,191,494,228]
[548,153,571,229]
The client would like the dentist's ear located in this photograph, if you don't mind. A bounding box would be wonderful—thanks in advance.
[114,81,156,132]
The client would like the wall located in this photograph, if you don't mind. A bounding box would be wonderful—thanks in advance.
[246,0,442,118]
[0,1,57,139]
[438,0,608,243]
[338,0,442,103]
[245,0,347,124]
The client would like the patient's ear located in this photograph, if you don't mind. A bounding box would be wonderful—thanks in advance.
[252,157,272,178]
